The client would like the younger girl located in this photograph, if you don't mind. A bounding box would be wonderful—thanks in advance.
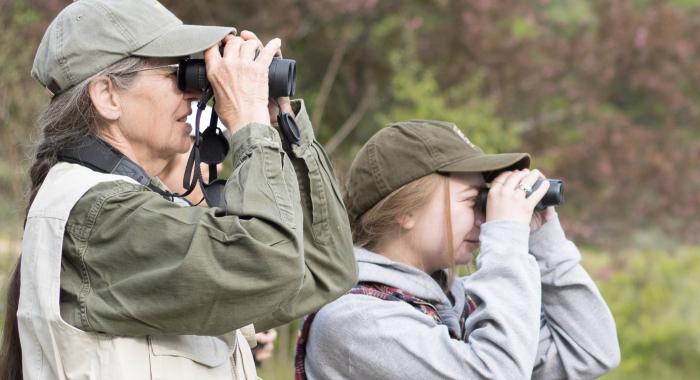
[296,120,620,379]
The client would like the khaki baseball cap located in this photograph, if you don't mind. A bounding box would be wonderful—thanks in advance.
[32,0,235,96]
[346,120,531,222]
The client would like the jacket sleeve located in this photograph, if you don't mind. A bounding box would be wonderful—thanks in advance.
[529,216,621,379]
[306,220,542,380]
[253,99,357,330]
[61,119,353,336]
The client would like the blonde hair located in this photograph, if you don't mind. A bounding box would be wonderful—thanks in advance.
[348,173,457,290]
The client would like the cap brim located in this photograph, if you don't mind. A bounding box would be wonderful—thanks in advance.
[437,152,531,180]
[132,24,236,57]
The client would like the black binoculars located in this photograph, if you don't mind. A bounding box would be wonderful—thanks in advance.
[479,179,564,212]
[176,57,296,98]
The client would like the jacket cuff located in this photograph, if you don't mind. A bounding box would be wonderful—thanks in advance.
[229,123,283,165]
[286,99,315,158]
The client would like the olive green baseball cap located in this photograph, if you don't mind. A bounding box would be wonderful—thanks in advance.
[32,0,235,96]
[346,120,531,222]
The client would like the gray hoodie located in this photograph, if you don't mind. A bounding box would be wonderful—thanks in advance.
[304,218,620,379]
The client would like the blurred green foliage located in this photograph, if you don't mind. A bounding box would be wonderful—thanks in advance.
[1,0,699,379]
[590,247,700,379]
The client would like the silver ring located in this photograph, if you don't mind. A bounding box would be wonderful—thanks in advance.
[519,184,533,193]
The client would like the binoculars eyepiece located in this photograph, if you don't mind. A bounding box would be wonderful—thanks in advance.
[176,57,296,98]
[478,179,564,213]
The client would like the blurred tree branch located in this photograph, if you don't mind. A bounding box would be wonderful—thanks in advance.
[324,82,376,155]
[311,28,352,129]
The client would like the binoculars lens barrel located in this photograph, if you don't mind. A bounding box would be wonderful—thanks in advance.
[535,179,564,210]
[269,58,296,98]
[177,57,297,98]
[479,179,564,213]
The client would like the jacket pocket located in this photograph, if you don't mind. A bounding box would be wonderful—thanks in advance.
[148,335,234,379]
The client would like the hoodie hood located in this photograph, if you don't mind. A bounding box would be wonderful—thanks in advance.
[355,247,466,333]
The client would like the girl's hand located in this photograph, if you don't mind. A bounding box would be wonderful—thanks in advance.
[530,206,557,231]
[527,170,557,231]
[485,169,550,225]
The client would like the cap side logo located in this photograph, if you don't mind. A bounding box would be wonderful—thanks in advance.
[451,125,477,149]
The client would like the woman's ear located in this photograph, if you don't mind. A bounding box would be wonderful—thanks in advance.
[89,76,121,121]
[396,213,416,230]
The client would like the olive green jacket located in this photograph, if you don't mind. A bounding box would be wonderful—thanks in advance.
[59,100,357,336]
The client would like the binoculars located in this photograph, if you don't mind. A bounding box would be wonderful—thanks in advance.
[176,57,296,98]
[479,179,564,212]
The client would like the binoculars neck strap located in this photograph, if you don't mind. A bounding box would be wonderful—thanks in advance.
[56,135,175,200]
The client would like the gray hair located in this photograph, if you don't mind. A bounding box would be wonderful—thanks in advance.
[27,56,152,207]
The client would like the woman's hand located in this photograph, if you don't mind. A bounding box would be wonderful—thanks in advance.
[485,169,550,225]
[235,30,294,124]
[203,32,281,134]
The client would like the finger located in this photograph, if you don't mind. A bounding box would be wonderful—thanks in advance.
[264,331,276,343]
[533,169,547,180]
[256,349,272,361]
[203,44,222,67]
[240,30,258,41]
[256,38,282,66]
[518,170,542,191]
[239,39,261,61]
[222,36,244,59]
[277,97,293,113]
[216,34,235,55]
[544,206,557,219]
[503,169,530,191]
[489,171,513,188]
[221,33,236,45]
[241,31,264,50]
[527,177,550,205]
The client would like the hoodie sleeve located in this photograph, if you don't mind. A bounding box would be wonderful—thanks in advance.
[305,220,542,380]
[529,216,621,379]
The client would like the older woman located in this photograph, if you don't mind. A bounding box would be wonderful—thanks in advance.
[0,0,356,379]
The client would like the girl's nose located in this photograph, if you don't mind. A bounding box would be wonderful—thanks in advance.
[475,209,485,227]
[474,212,486,228]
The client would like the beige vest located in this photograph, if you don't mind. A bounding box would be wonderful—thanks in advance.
[17,162,259,379]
